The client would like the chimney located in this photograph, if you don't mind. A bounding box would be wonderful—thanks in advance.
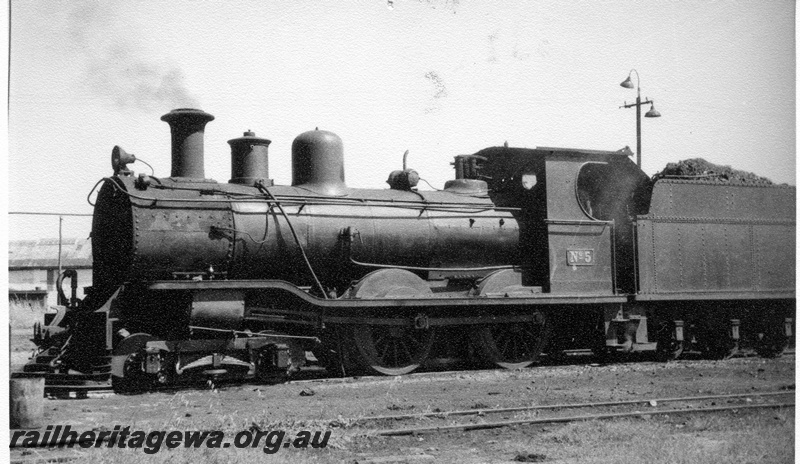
[227,131,272,186]
[160,108,215,178]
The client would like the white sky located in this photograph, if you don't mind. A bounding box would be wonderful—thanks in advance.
[7,0,796,241]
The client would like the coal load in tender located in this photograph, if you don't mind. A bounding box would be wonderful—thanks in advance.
[653,158,774,185]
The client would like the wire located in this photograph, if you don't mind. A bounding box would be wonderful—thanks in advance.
[418,178,443,191]
[9,212,93,216]
[86,178,107,207]
[136,158,155,176]
[256,182,329,299]
[211,226,270,244]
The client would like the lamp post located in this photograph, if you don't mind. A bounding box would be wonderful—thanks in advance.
[58,215,63,278]
[619,69,661,168]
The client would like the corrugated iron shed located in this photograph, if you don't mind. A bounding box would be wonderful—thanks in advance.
[8,238,92,270]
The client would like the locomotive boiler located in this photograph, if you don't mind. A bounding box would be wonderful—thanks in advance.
[23,108,795,393]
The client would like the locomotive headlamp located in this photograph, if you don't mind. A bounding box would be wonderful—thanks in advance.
[112,146,137,175]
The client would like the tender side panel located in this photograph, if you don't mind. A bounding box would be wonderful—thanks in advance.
[726,223,753,290]
[644,181,794,220]
[636,180,795,299]
[754,223,796,291]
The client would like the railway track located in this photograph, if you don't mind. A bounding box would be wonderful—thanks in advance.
[10,375,794,463]
[338,390,795,437]
[34,346,796,398]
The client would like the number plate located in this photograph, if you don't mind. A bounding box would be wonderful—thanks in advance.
[566,249,595,266]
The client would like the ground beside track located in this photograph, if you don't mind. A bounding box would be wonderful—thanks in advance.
[11,328,37,372]
[9,353,794,463]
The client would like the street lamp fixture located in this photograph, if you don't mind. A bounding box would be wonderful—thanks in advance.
[645,104,661,118]
[619,69,661,168]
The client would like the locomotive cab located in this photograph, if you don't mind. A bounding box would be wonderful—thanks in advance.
[465,145,650,295]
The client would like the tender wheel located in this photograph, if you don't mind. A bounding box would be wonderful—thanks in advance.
[703,338,739,360]
[656,336,684,361]
[655,322,684,361]
[351,325,435,376]
[656,339,684,361]
[699,321,738,360]
[473,314,549,369]
[755,332,788,358]
[753,313,790,358]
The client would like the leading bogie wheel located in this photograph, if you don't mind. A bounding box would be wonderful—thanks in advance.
[110,333,158,393]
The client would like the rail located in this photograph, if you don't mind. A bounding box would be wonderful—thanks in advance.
[374,401,794,436]
[360,390,795,436]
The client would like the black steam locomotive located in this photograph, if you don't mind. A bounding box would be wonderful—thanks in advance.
[24,108,795,393]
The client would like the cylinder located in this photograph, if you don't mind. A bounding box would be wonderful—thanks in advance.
[10,376,44,429]
[291,129,346,195]
[161,108,215,179]
[228,131,272,185]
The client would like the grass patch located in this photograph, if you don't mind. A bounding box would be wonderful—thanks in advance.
[63,445,339,464]
[41,403,793,463]
[536,410,793,464]
[9,298,50,329]
[9,299,54,370]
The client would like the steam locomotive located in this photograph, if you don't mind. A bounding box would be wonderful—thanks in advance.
[24,108,795,393]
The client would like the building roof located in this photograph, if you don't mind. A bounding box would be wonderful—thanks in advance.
[8,238,92,270]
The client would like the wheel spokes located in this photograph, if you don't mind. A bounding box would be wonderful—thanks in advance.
[474,316,549,369]
[352,324,435,375]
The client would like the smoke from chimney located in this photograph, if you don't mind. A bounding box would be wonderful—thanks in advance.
[69,1,199,111]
